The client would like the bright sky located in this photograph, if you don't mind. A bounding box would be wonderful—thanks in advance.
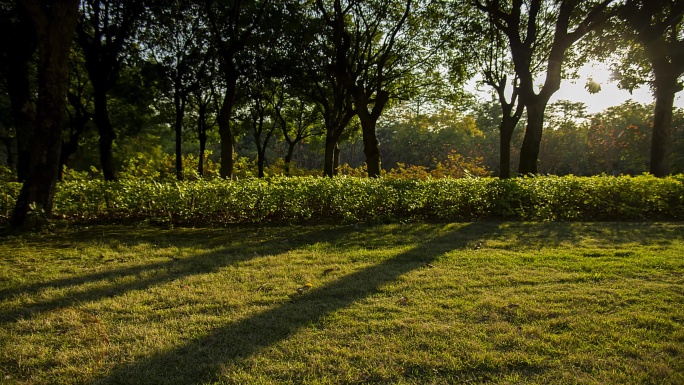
[470,61,684,114]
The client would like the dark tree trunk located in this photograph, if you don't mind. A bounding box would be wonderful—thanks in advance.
[217,101,235,179]
[322,109,354,177]
[355,90,389,178]
[254,114,265,179]
[174,87,186,181]
[4,10,36,182]
[11,0,79,229]
[252,101,276,179]
[333,142,341,175]
[197,99,208,177]
[499,118,515,179]
[217,63,238,179]
[284,143,296,175]
[488,77,523,179]
[257,150,265,178]
[93,85,117,181]
[256,130,275,177]
[650,76,677,177]
[6,63,34,182]
[324,130,345,177]
[359,116,381,178]
[324,132,336,177]
[518,103,546,175]
[198,132,207,177]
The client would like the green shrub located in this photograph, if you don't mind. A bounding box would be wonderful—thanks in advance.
[1,175,682,225]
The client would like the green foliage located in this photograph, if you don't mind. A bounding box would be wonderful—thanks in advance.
[0,165,16,182]
[0,181,21,221]
[1,175,682,225]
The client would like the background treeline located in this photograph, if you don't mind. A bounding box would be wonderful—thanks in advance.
[5,98,676,182]
[2,0,684,228]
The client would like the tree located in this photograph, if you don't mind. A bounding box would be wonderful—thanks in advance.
[470,98,526,174]
[474,0,615,174]
[315,0,432,177]
[189,62,221,178]
[466,8,526,178]
[289,0,356,177]
[0,1,36,181]
[61,49,94,179]
[77,0,147,181]
[10,0,80,228]
[241,77,282,178]
[202,0,273,179]
[615,0,684,177]
[146,1,210,180]
[274,97,324,175]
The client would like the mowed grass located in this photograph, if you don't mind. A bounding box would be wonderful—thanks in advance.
[0,222,683,385]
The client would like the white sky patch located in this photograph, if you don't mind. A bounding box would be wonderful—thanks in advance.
[468,61,684,114]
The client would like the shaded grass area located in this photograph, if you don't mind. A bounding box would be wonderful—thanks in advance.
[0,222,683,384]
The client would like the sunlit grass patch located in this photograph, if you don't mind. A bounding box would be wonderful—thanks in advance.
[0,222,682,384]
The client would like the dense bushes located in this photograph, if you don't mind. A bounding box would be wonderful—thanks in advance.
[1,175,683,224]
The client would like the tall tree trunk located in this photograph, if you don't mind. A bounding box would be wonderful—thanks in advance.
[93,85,117,181]
[490,80,523,179]
[333,142,341,175]
[499,118,515,179]
[355,90,389,178]
[625,0,684,177]
[649,67,680,177]
[217,94,235,179]
[217,64,238,179]
[518,103,546,174]
[284,143,296,175]
[5,36,36,182]
[323,110,354,177]
[257,150,265,178]
[650,79,676,177]
[197,101,207,178]
[359,115,381,178]
[198,133,206,177]
[174,88,186,181]
[7,65,34,182]
[11,0,79,229]
[324,131,337,177]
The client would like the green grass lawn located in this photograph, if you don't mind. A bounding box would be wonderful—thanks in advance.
[0,222,682,384]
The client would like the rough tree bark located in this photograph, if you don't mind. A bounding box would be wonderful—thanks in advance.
[650,70,679,176]
[623,0,684,177]
[355,90,390,178]
[11,0,80,229]
[1,5,36,182]
[216,65,238,179]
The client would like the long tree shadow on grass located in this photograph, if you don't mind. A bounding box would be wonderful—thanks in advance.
[0,224,364,324]
[95,222,494,385]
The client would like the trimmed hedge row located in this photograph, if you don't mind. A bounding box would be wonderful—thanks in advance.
[1,175,683,224]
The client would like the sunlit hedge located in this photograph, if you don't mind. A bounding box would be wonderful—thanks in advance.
[1,175,683,224]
